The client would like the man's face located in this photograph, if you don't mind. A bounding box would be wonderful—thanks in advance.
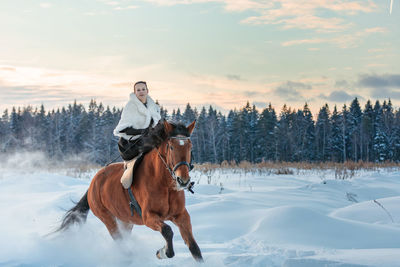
[134,83,148,103]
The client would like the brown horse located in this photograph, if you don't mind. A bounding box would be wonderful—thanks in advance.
[57,120,203,262]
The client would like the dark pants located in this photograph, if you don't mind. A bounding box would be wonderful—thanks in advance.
[118,137,144,161]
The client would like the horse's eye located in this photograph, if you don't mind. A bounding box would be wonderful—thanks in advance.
[170,146,174,150]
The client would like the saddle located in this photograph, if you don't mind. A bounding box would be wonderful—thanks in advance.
[120,154,145,189]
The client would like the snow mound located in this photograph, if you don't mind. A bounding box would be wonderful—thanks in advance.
[331,196,400,225]
[246,206,400,249]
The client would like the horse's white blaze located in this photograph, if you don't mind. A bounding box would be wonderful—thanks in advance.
[179,140,184,146]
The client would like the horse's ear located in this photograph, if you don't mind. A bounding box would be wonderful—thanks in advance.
[164,120,174,134]
[187,120,196,135]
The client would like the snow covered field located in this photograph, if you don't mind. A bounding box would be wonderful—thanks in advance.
[1,160,400,266]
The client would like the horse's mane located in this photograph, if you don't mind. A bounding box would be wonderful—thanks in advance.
[140,120,190,154]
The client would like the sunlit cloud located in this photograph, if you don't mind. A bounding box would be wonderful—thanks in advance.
[240,0,376,32]
[39,2,52,8]
[364,27,387,33]
[0,65,128,111]
[368,48,385,53]
[367,63,387,68]
[114,5,138,10]
[282,38,326,47]
[282,27,387,49]
[125,0,378,32]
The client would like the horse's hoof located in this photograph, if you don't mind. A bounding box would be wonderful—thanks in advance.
[156,247,167,259]
[156,246,174,259]
[195,256,204,263]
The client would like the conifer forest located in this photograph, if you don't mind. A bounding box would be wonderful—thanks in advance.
[1,98,399,165]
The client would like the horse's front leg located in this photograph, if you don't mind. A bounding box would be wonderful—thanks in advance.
[172,209,203,262]
[143,211,175,259]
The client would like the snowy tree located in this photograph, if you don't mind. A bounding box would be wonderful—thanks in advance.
[361,100,374,161]
[330,106,343,162]
[315,104,331,161]
[349,98,362,161]
[257,103,277,162]
[373,101,389,162]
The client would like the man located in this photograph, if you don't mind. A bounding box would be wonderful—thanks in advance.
[113,81,161,189]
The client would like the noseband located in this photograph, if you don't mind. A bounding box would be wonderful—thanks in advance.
[157,136,195,193]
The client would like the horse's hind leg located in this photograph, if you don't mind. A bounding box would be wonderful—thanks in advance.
[92,207,123,240]
[120,221,133,234]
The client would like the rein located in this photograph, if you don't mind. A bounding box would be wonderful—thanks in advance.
[157,136,195,194]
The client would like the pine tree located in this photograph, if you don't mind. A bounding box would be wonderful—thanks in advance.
[373,101,389,162]
[301,103,315,161]
[341,104,351,162]
[0,109,10,151]
[182,103,196,125]
[349,98,362,161]
[330,106,343,162]
[315,104,331,161]
[196,107,208,163]
[9,107,21,150]
[206,106,219,163]
[383,99,395,159]
[392,109,400,161]
[276,105,292,161]
[33,104,50,151]
[216,112,229,162]
[257,103,277,161]
[361,100,374,161]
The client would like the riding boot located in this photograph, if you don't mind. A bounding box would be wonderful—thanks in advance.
[120,158,137,189]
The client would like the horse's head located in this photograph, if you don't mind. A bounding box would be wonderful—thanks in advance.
[162,120,196,191]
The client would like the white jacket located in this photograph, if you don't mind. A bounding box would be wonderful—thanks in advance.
[113,93,161,140]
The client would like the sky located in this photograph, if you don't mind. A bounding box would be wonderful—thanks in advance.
[0,0,399,116]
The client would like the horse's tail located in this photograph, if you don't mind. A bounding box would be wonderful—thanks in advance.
[56,190,90,232]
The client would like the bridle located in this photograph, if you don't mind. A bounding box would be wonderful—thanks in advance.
[157,136,195,193]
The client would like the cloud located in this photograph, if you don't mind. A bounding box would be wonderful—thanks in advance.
[126,0,377,32]
[284,81,312,90]
[0,67,16,72]
[0,85,95,109]
[282,27,387,49]
[252,101,268,109]
[282,38,326,47]
[243,90,261,97]
[364,27,387,33]
[0,65,130,112]
[319,90,356,102]
[358,74,400,88]
[226,74,242,81]
[273,81,312,102]
[368,48,385,53]
[113,5,138,10]
[367,63,387,68]
[335,80,350,88]
[370,87,400,100]
[39,3,52,8]
[111,82,133,88]
[240,0,376,32]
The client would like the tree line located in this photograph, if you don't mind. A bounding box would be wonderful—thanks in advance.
[0,98,399,165]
